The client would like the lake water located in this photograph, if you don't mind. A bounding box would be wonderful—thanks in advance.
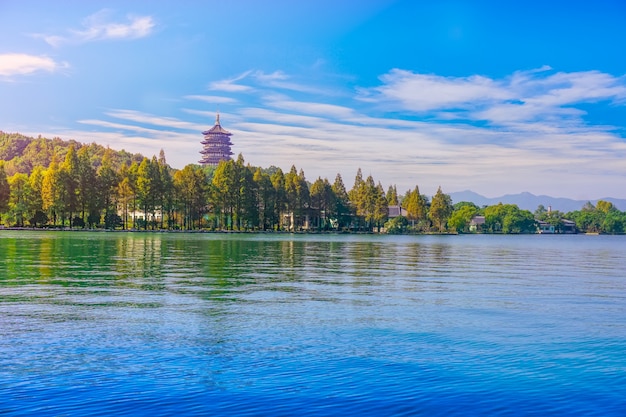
[1,231,625,416]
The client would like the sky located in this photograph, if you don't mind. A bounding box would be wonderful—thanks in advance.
[1,0,626,200]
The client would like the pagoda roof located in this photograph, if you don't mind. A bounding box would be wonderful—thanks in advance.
[202,113,232,135]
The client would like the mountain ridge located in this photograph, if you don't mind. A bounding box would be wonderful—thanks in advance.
[449,190,626,212]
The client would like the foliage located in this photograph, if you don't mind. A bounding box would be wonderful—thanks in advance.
[567,201,626,234]
[429,186,453,232]
[4,131,624,234]
[483,203,536,234]
[448,203,478,233]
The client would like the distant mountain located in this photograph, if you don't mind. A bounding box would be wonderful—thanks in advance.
[449,190,626,213]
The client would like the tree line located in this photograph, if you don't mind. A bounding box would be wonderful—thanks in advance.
[1,133,624,234]
[0,142,455,232]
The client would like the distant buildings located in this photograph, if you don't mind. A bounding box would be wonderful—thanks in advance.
[199,113,233,166]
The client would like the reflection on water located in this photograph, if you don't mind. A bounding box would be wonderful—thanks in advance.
[1,231,626,416]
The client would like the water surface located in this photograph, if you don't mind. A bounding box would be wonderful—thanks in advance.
[1,231,625,415]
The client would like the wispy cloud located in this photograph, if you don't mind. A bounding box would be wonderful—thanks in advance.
[208,71,254,92]
[185,95,238,104]
[360,67,626,127]
[0,53,68,77]
[35,10,155,47]
[59,66,626,200]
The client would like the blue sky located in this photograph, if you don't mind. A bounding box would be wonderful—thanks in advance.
[1,0,626,200]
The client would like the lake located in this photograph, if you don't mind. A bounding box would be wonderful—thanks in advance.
[1,231,625,416]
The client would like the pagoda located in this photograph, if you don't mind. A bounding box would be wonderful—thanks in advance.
[199,113,233,166]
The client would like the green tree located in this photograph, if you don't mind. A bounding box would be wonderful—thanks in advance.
[372,182,389,232]
[28,166,46,227]
[270,168,286,230]
[284,165,309,230]
[136,157,161,229]
[429,186,453,232]
[158,150,175,229]
[175,164,208,230]
[0,162,10,224]
[386,185,399,206]
[448,203,479,233]
[253,168,275,230]
[212,159,237,230]
[60,145,80,227]
[8,173,32,227]
[76,147,98,227]
[484,203,536,234]
[404,186,427,230]
[310,177,336,230]
[42,158,62,225]
[331,173,351,230]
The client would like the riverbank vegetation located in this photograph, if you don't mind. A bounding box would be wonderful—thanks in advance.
[1,132,625,234]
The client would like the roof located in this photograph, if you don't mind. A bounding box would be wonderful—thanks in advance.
[388,205,408,217]
[202,113,232,136]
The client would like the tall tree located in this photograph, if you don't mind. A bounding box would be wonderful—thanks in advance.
[212,159,237,230]
[429,186,453,232]
[404,186,427,229]
[76,146,97,227]
[98,149,120,228]
[60,145,79,227]
[175,164,208,230]
[0,162,10,224]
[310,177,335,230]
[373,182,389,232]
[386,185,399,206]
[158,150,174,229]
[270,168,286,230]
[331,173,350,230]
[8,173,31,227]
[42,158,62,225]
[28,165,47,227]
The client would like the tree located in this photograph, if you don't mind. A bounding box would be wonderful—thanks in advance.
[448,203,478,233]
[429,186,453,232]
[8,173,32,227]
[253,168,275,230]
[136,157,160,229]
[0,162,10,224]
[42,158,62,225]
[270,168,286,230]
[372,182,389,232]
[212,159,237,230]
[60,145,80,227]
[175,164,208,230]
[158,150,175,229]
[404,186,427,230]
[28,166,46,227]
[310,177,335,230]
[331,173,351,230]
[76,147,98,227]
[386,185,399,206]
[484,203,535,234]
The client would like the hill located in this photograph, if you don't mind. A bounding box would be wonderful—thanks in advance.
[450,190,626,213]
[0,131,145,175]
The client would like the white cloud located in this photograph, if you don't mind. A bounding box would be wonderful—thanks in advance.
[208,71,254,92]
[361,67,626,127]
[36,10,155,47]
[53,66,626,200]
[185,95,238,104]
[0,53,68,77]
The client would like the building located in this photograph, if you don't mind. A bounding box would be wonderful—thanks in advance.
[388,205,408,218]
[199,113,233,166]
[469,215,485,232]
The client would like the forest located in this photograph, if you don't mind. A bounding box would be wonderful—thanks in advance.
[1,131,625,234]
